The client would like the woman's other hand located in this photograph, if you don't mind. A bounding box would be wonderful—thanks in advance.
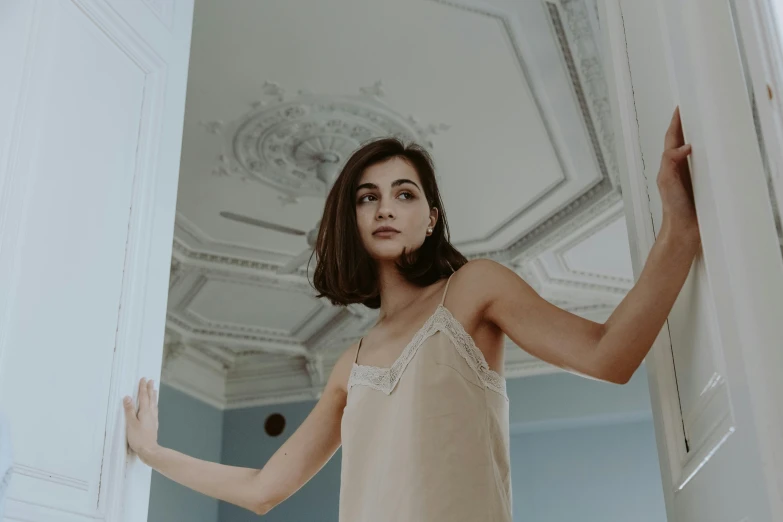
[123,377,159,463]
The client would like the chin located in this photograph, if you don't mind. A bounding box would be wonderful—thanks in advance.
[368,240,425,262]
[364,240,406,261]
[368,247,404,262]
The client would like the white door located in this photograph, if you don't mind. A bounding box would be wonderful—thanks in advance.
[600,1,783,521]
[0,0,193,520]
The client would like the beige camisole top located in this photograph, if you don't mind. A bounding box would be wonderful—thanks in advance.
[339,275,512,522]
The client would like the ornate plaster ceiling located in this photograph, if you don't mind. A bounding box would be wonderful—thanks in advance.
[164,0,634,409]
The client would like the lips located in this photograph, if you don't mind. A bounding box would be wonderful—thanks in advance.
[373,226,400,235]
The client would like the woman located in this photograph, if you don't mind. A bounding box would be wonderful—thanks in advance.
[124,107,699,521]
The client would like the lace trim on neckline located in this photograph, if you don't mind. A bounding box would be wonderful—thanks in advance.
[348,305,507,399]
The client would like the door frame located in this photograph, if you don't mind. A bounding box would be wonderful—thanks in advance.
[599,0,783,519]
[731,0,783,241]
[598,3,683,518]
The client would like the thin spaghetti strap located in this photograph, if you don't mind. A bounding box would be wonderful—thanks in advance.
[439,272,455,306]
[354,337,364,364]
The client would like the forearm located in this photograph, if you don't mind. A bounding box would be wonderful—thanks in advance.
[139,385,345,515]
[140,445,263,514]
[598,221,700,382]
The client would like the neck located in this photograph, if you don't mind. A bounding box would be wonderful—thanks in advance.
[375,260,428,322]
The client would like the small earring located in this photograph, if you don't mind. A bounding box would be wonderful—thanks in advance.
[427,227,433,235]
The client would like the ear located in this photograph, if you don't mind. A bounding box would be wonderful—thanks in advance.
[429,206,439,228]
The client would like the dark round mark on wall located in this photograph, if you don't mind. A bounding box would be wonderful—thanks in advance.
[265,413,286,437]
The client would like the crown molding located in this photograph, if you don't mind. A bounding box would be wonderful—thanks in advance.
[429,0,618,255]
[555,0,619,183]
[172,238,311,278]
[513,197,634,301]
[496,187,622,263]
[551,204,634,286]
[174,212,292,264]
[161,341,228,409]
[166,313,308,357]
[223,387,323,410]
[167,261,360,355]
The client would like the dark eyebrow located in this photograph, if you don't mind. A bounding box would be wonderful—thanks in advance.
[355,179,421,192]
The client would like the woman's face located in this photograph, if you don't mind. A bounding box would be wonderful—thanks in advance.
[355,157,438,262]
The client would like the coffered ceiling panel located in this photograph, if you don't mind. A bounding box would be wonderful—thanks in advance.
[561,216,634,281]
[187,279,319,332]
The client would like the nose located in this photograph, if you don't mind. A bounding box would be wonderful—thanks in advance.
[376,204,394,220]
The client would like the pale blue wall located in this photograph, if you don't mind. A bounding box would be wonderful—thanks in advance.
[219,401,342,522]
[511,420,666,522]
[148,384,224,522]
[506,367,654,432]
[506,369,666,521]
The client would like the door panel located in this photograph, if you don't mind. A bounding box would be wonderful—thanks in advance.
[611,0,735,482]
[0,1,193,520]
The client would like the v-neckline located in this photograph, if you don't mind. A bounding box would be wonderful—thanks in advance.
[352,304,445,372]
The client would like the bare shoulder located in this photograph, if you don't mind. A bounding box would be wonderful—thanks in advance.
[454,258,507,280]
[450,259,539,314]
[452,258,528,293]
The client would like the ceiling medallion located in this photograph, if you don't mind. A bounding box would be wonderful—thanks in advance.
[202,81,450,197]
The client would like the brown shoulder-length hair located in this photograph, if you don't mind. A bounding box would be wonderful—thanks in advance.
[312,137,467,309]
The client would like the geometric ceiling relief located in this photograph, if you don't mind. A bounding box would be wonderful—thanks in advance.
[163,0,634,409]
[559,216,634,282]
[203,80,450,197]
[428,0,621,259]
[512,199,633,313]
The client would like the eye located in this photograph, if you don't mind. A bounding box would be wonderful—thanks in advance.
[357,193,377,204]
[398,191,415,200]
